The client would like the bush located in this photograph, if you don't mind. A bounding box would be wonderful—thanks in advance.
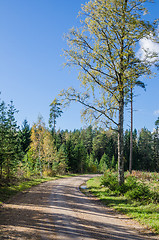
[101,171,158,203]
[124,176,138,190]
[150,191,159,203]
[101,170,118,191]
[125,182,150,202]
[42,168,55,177]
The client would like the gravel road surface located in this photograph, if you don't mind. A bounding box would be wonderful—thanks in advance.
[0,175,158,240]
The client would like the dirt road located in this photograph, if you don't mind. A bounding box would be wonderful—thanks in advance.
[0,175,158,240]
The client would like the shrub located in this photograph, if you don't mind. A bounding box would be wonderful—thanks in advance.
[43,168,55,177]
[150,191,159,203]
[101,170,130,194]
[125,182,150,202]
[101,171,158,203]
[101,170,118,191]
[125,176,138,190]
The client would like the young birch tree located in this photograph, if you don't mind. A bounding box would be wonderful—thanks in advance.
[58,0,158,184]
[30,116,46,176]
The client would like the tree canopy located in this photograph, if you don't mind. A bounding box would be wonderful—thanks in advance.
[57,0,159,184]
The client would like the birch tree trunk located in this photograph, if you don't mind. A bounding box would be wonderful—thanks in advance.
[118,92,124,185]
[129,86,133,173]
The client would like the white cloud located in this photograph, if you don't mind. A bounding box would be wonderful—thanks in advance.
[154,110,159,116]
[137,28,159,61]
[138,38,159,60]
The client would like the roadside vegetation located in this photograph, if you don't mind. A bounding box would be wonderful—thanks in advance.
[0,177,51,204]
[87,171,159,234]
[0,174,78,204]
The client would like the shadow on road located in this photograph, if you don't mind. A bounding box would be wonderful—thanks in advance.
[0,176,157,240]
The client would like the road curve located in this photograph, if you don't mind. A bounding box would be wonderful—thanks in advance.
[0,175,158,240]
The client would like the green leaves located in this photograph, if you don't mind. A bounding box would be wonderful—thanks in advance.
[62,0,158,129]
[60,0,159,184]
[0,98,22,178]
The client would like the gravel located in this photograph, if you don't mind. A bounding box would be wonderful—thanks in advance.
[0,175,158,240]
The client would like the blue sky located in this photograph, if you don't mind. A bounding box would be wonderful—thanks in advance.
[0,0,159,132]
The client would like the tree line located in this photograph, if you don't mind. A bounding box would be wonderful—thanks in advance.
[0,97,158,180]
[1,0,159,185]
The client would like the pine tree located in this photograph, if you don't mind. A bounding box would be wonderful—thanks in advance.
[49,99,63,133]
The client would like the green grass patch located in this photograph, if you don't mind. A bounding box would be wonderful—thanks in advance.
[87,176,159,234]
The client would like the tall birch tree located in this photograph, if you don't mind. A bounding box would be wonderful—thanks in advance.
[58,0,158,184]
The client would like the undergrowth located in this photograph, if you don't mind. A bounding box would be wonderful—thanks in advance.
[101,170,159,204]
[87,171,159,234]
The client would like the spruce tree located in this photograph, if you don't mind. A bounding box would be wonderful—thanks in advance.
[19,119,31,154]
[4,101,22,178]
[0,100,7,176]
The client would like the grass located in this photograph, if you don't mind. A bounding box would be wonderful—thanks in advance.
[0,173,78,204]
[87,175,159,234]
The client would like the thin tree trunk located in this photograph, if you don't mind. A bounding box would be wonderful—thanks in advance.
[118,93,124,185]
[0,164,2,178]
[129,86,133,173]
[38,146,42,177]
[54,113,56,133]
[7,159,10,180]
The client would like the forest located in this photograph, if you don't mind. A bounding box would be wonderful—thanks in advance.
[1,0,159,238]
[0,97,159,181]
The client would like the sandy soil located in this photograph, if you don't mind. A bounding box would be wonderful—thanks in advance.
[0,175,158,240]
